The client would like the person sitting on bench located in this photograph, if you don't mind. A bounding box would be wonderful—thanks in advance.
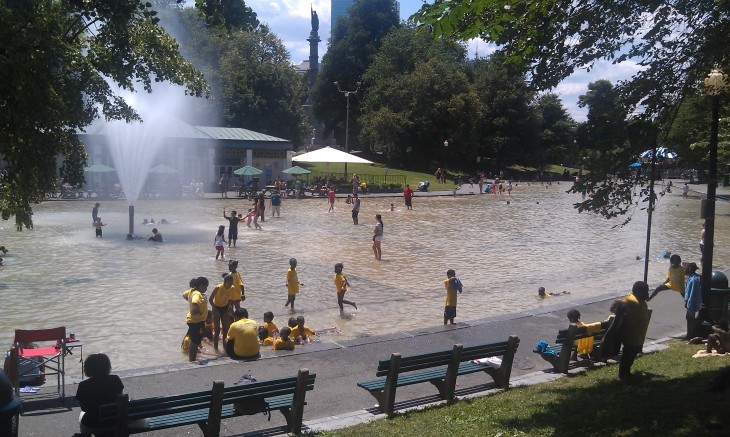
[76,354,148,436]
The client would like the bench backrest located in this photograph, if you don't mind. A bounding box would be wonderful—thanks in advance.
[376,349,454,376]
[98,388,214,424]
[221,374,316,404]
[555,320,612,345]
[376,338,519,377]
[460,340,515,362]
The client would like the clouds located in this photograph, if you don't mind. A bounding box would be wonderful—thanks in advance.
[247,0,332,60]
[554,59,645,121]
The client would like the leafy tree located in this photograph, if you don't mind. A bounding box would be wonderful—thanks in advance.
[312,0,400,148]
[360,26,479,169]
[666,94,730,173]
[175,9,308,145]
[570,80,654,222]
[413,0,730,220]
[194,0,259,31]
[412,0,729,118]
[534,93,576,170]
[467,55,539,173]
[0,0,208,226]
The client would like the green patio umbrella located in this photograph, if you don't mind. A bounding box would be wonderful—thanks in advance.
[84,164,116,173]
[149,164,179,174]
[233,165,263,176]
[281,166,311,175]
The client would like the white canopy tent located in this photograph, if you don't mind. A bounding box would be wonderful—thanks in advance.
[293,146,373,177]
[292,146,373,164]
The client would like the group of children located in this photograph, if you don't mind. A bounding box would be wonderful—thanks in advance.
[259,312,317,351]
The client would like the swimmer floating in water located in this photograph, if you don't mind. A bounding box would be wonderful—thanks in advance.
[538,287,570,298]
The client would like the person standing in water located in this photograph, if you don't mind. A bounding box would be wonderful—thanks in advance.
[351,194,361,225]
[223,208,239,248]
[372,214,383,260]
[334,263,357,312]
[183,277,209,361]
[91,202,100,225]
[214,225,227,260]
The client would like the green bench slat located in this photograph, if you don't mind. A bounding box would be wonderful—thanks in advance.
[360,360,503,393]
[98,373,316,435]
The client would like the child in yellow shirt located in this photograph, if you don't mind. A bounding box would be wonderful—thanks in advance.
[291,315,316,344]
[258,326,274,346]
[285,258,303,309]
[263,311,279,338]
[273,327,295,351]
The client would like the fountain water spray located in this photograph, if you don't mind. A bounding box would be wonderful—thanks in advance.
[104,86,188,235]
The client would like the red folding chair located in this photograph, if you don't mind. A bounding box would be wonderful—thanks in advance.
[13,327,66,399]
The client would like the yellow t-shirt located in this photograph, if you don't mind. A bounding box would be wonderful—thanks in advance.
[211,283,233,307]
[574,321,595,355]
[263,321,278,337]
[291,325,315,339]
[444,278,458,307]
[186,289,208,324]
[229,271,244,301]
[665,266,685,293]
[619,293,650,347]
[226,318,260,358]
[260,337,274,346]
[273,338,295,350]
[286,269,300,295]
[335,273,348,293]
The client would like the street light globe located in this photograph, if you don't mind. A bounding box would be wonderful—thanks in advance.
[443,140,449,148]
[704,68,728,96]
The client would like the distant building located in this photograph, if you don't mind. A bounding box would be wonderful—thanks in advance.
[331,0,354,36]
[331,0,399,37]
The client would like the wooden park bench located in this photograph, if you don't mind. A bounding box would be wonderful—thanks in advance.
[535,310,652,374]
[95,369,315,436]
[357,336,519,414]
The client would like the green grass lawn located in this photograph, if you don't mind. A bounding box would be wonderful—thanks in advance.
[313,341,730,436]
[298,162,457,190]
[298,161,583,191]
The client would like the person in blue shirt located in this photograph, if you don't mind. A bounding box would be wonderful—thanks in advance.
[684,262,701,340]
[270,190,282,218]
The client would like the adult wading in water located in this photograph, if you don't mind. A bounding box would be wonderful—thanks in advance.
[372,214,383,260]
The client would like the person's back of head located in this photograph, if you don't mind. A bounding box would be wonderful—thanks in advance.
[258,326,269,341]
[446,269,455,278]
[567,309,581,323]
[538,287,546,296]
[264,311,274,322]
[280,327,291,340]
[297,315,305,326]
[234,308,248,320]
[84,353,112,379]
[334,262,344,274]
[719,319,730,332]
[288,318,297,328]
[632,281,650,301]
[669,254,681,266]
[685,262,699,275]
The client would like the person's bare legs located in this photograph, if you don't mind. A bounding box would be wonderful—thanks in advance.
[338,291,357,312]
[373,241,382,260]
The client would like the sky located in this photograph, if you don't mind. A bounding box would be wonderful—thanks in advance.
[242,0,640,121]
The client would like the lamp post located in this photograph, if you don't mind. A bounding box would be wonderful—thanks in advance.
[334,81,361,177]
[701,68,727,302]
